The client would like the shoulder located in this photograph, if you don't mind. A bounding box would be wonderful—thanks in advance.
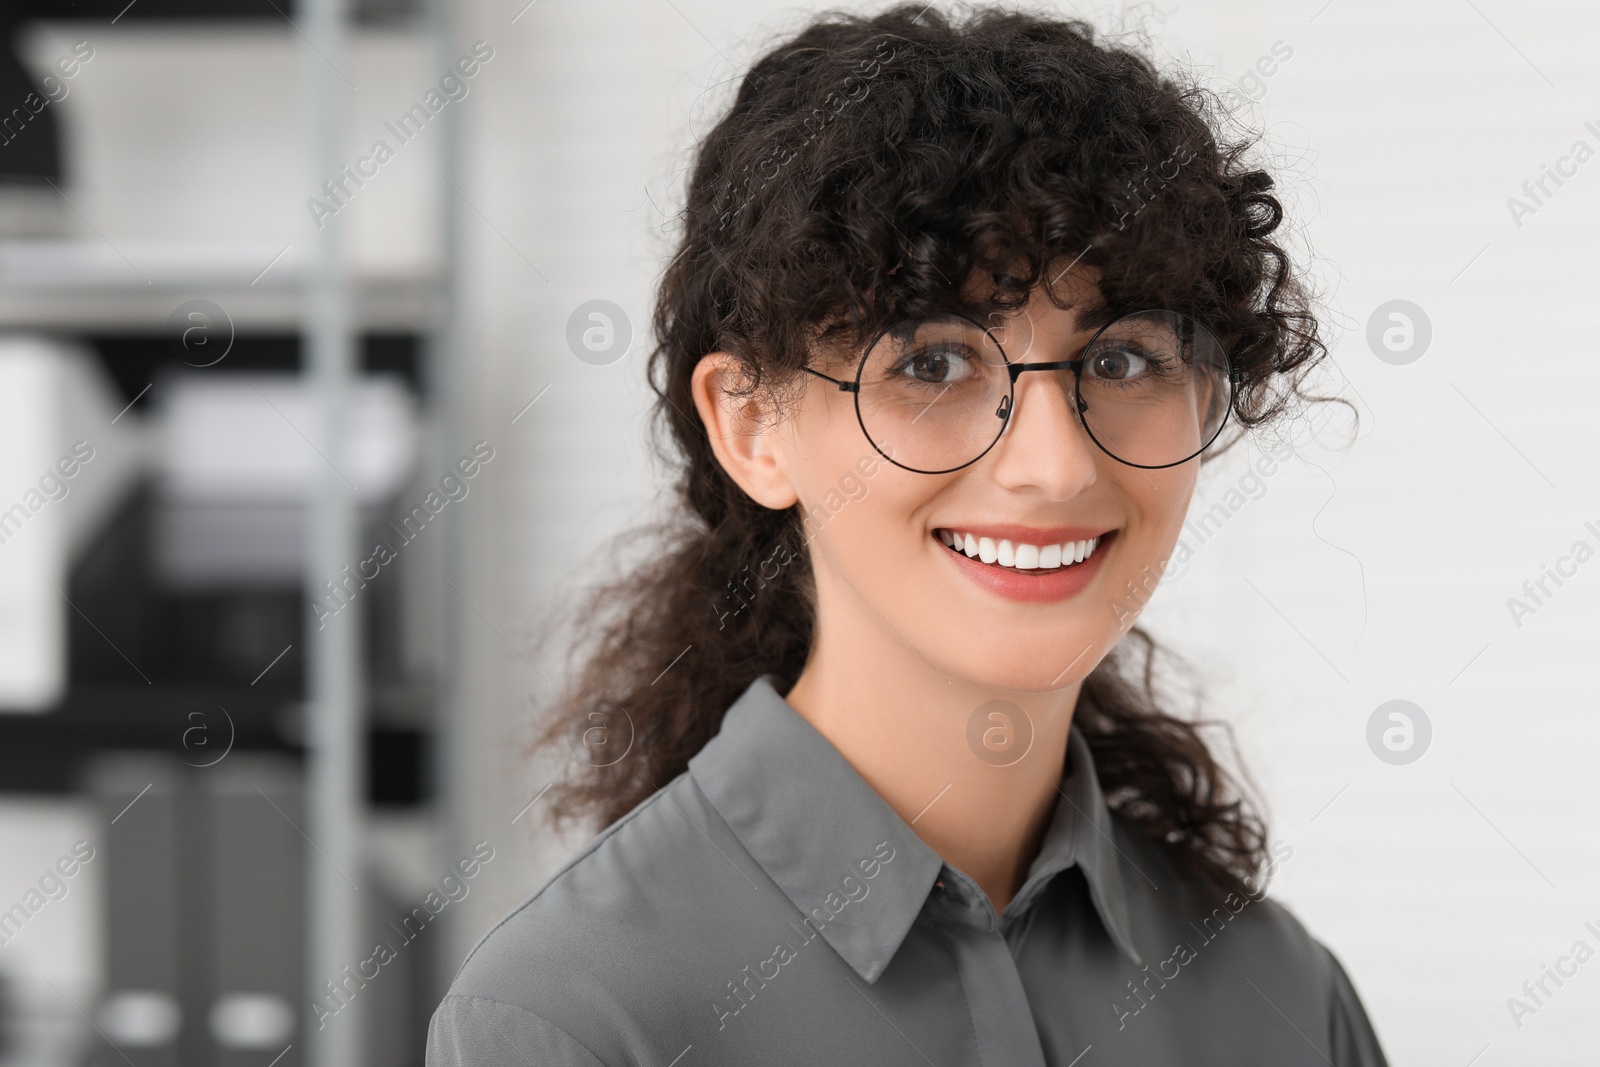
[427,994,606,1067]
[1109,817,1366,1021]
[1108,819,1389,1062]
[450,770,718,999]
[428,770,758,1062]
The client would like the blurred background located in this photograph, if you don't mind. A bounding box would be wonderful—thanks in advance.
[0,0,1595,1065]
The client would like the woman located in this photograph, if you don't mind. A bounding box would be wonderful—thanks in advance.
[428,5,1388,1065]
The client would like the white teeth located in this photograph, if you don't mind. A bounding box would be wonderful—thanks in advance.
[936,529,1103,571]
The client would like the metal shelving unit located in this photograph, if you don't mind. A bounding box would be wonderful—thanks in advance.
[0,0,469,1063]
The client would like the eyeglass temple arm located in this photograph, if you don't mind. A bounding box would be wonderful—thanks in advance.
[799,365,859,393]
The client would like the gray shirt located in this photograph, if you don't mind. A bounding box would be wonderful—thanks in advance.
[427,674,1389,1066]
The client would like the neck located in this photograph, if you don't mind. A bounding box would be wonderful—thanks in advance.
[784,582,1081,914]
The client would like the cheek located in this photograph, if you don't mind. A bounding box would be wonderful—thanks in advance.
[790,443,933,594]
[786,382,860,466]
[1116,467,1197,565]
[805,465,922,561]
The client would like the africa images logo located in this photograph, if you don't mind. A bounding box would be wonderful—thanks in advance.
[1111,840,1294,1029]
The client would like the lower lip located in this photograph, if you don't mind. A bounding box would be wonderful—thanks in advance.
[936,530,1115,604]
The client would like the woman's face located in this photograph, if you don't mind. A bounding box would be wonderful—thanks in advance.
[698,267,1202,693]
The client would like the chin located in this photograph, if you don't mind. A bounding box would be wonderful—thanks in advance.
[937,641,1111,696]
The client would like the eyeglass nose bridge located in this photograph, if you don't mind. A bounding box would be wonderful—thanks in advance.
[1006,359,1082,381]
[996,359,1091,428]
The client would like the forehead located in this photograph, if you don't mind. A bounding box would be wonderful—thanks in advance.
[959,257,1106,324]
[809,261,1110,369]
[937,261,1109,352]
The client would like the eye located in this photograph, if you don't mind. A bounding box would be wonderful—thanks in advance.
[892,343,980,386]
[1084,344,1153,383]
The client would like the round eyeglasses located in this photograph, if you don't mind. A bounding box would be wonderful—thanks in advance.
[799,308,1237,474]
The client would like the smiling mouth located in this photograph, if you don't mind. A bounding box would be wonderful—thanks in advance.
[933,528,1113,572]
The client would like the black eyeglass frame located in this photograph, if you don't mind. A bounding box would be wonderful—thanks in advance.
[798,308,1240,475]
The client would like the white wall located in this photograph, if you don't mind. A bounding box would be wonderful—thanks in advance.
[1155,2,1600,1063]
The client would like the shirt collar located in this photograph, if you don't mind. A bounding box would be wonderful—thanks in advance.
[687,674,1144,984]
[1018,723,1145,967]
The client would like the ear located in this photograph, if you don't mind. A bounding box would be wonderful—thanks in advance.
[690,352,801,511]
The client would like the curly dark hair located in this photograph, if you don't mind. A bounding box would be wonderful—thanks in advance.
[531,3,1336,905]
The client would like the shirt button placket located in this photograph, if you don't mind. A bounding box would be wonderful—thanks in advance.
[938,873,1049,1067]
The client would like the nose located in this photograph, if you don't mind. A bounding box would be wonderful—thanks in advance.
[984,368,1099,498]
